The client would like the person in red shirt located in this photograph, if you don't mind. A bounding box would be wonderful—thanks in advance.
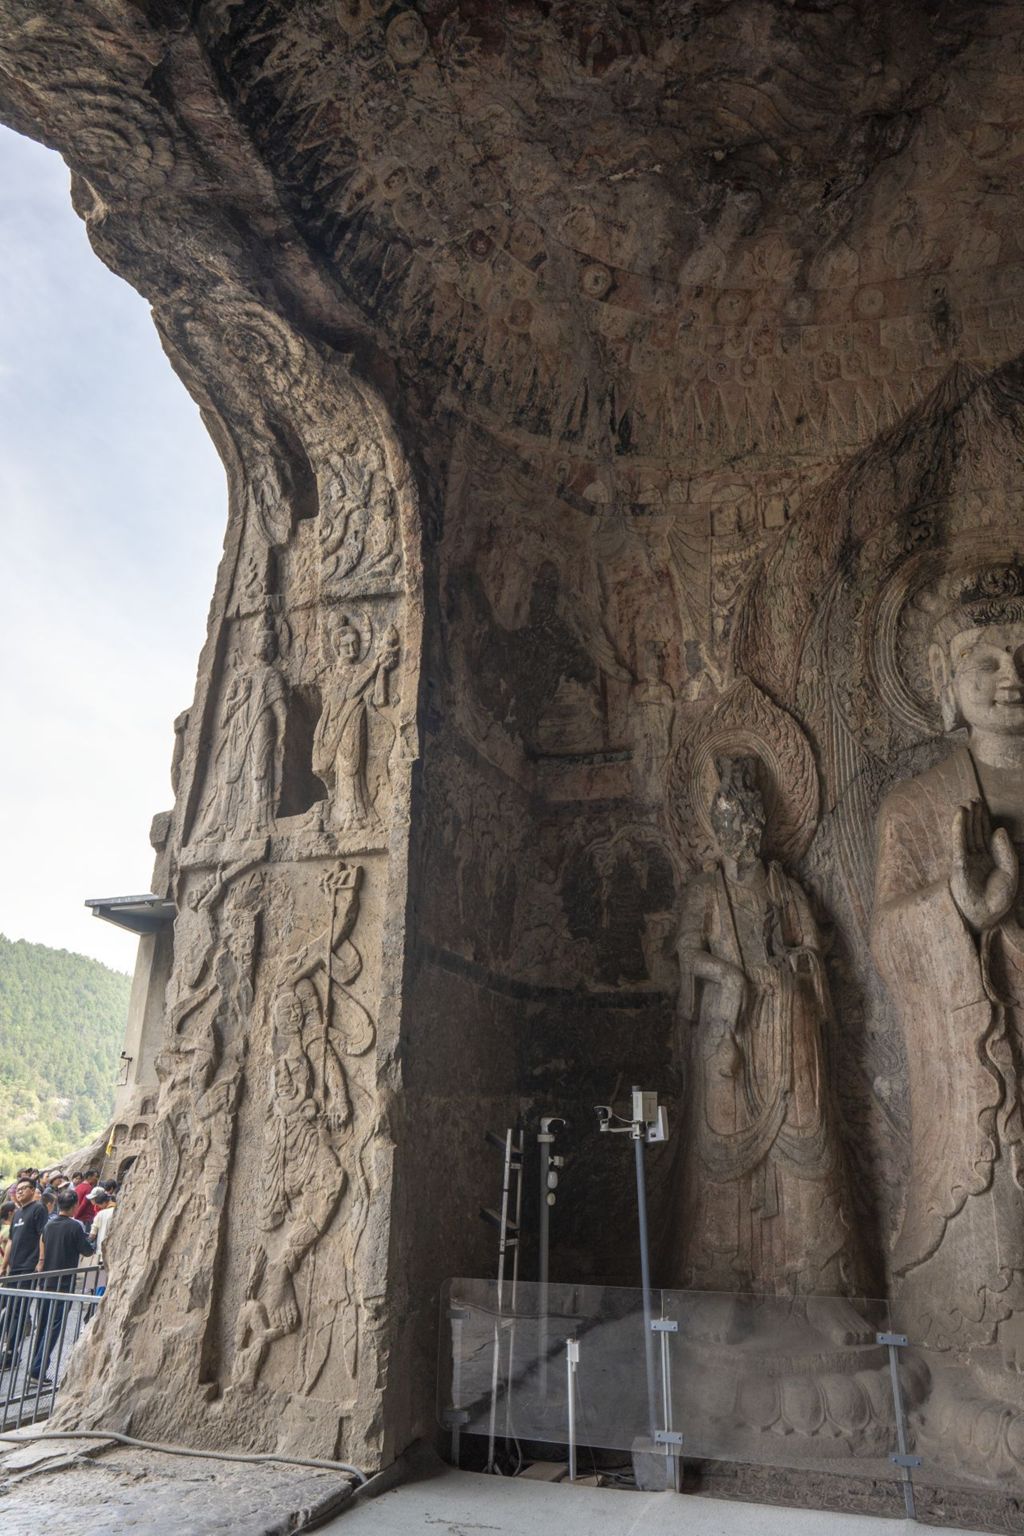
[73,1168,100,1227]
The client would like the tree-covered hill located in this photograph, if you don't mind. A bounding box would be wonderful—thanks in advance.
[0,933,130,1175]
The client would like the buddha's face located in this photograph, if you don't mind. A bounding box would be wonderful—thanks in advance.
[248,620,275,666]
[323,616,359,667]
[949,623,1024,736]
[711,787,765,865]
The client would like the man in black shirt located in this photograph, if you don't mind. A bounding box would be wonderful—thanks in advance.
[2,1181,47,1276]
[28,1191,95,1386]
[0,1179,48,1367]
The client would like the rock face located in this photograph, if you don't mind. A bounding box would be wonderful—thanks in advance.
[4,0,1024,1499]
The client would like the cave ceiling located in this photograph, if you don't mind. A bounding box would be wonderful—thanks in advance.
[0,1,993,475]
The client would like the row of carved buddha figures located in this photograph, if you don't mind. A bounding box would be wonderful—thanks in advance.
[678,564,1024,1371]
[191,605,400,842]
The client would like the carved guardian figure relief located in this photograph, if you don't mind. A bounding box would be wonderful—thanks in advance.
[233,866,374,1395]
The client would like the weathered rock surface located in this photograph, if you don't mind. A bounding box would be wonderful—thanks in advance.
[0,1440,357,1536]
[3,1,1024,1518]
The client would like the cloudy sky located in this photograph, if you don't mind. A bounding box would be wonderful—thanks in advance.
[0,127,225,973]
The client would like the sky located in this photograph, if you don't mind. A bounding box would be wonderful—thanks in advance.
[0,127,226,973]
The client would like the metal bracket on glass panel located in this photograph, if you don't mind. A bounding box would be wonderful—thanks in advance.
[655,1430,683,1447]
[876,1330,918,1520]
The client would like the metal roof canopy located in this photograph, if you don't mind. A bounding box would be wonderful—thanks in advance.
[84,893,176,935]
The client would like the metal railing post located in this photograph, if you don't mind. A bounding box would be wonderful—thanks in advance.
[652,1317,682,1491]
[566,1336,579,1482]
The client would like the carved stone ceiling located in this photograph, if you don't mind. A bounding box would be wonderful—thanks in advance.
[0,1,991,474]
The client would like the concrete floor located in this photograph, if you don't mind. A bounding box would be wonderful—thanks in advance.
[324,1461,990,1536]
[0,1435,997,1534]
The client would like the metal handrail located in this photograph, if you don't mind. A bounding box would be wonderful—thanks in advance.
[0,1265,102,1285]
[0,1286,103,1305]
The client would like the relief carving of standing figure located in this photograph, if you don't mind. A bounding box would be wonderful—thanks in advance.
[196,614,287,839]
[313,611,398,834]
[872,567,1024,1356]
[232,867,374,1394]
[125,878,261,1328]
[676,756,863,1303]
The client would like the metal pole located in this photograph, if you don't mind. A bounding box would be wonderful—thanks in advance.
[485,1130,513,1472]
[566,1337,579,1482]
[538,1128,551,1399]
[634,1125,658,1441]
[504,1131,524,1448]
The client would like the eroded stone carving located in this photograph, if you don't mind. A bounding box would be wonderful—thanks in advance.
[195,612,287,840]
[319,445,401,598]
[127,869,262,1329]
[313,610,399,835]
[668,676,819,875]
[676,755,862,1300]
[233,866,373,1394]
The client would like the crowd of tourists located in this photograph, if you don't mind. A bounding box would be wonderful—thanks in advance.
[0,1165,120,1390]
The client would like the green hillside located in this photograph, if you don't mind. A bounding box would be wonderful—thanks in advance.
[0,933,130,1175]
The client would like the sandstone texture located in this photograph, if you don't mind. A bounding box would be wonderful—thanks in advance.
[3,1,1024,1518]
[0,1439,358,1535]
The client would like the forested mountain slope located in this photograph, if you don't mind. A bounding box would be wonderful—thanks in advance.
[0,933,130,1172]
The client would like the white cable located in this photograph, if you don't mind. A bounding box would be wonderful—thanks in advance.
[0,1427,368,1483]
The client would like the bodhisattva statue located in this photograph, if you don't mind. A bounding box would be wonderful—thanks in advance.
[872,566,1024,1365]
[676,756,864,1309]
[196,615,287,838]
[313,611,398,834]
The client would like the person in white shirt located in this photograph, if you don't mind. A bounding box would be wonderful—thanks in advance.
[89,1190,115,1266]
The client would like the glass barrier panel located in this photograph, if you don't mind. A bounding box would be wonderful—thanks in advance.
[889,1296,1024,1505]
[440,1277,652,1454]
[661,1289,895,1482]
[441,1277,906,1489]
[441,1275,1024,1516]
